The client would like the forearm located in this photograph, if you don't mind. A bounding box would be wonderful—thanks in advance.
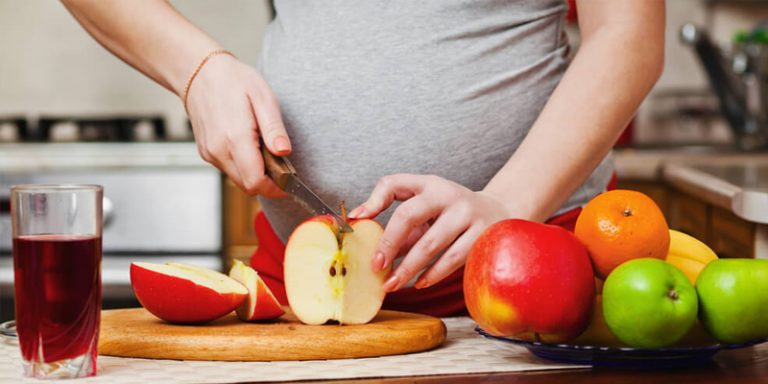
[484,0,665,221]
[61,0,222,95]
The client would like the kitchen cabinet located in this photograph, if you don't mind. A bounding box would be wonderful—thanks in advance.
[667,189,710,243]
[708,206,756,259]
[223,178,261,268]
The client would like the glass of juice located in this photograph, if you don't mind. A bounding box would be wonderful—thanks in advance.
[11,185,102,379]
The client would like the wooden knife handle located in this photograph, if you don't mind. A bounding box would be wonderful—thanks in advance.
[260,141,295,190]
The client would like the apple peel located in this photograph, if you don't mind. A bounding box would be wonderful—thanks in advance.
[228,260,285,321]
[130,262,248,324]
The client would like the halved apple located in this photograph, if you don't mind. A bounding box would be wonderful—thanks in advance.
[228,260,285,321]
[130,262,247,323]
[284,216,388,325]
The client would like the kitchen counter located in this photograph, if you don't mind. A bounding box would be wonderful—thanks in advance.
[664,162,768,225]
[614,148,768,224]
[0,142,208,172]
[326,343,768,384]
[2,316,768,384]
[0,317,587,383]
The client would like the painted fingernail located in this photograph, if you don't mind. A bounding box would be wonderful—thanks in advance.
[371,252,384,272]
[414,278,429,289]
[348,205,366,219]
[273,136,290,154]
[383,274,400,292]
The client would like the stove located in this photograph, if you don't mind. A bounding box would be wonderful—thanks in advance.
[0,115,179,143]
[0,115,221,320]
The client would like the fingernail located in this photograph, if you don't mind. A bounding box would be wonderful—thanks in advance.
[371,252,384,272]
[348,205,366,219]
[273,136,290,154]
[383,274,400,292]
[380,252,391,270]
[414,277,429,289]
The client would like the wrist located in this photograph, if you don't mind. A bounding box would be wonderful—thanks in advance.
[165,41,225,95]
[180,49,235,110]
[479,187,545,223]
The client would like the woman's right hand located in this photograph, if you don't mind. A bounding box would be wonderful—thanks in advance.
[185,54,290,198]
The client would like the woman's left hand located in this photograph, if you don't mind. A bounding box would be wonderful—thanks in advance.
[348,174,512,292]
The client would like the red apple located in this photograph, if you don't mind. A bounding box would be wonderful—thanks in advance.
[228,260,285,321]
[130,262,248,324]
[464,219,595,343]
[284,215,389,325]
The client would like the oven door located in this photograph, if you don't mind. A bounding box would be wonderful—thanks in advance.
[1,167,222,253]
[0,167,223,307]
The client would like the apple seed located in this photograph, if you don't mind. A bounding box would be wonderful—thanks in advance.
[329,264,337,277]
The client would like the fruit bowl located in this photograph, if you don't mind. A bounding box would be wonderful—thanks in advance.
[476,327,768,368]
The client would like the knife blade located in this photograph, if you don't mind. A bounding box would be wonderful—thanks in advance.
[260,144,353,233]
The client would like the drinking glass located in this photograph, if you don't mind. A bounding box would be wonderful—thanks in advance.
[11,185,102,379]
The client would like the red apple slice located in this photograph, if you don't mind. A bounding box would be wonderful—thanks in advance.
[130,262,248,324]
[228,260,285,321]
[284,216,388,325]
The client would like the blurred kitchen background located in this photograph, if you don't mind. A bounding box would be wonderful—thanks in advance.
[1,0,768,322]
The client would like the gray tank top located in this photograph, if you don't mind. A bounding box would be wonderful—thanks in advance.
[258,0,614,241]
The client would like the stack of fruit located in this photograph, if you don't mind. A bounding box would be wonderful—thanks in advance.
[465,190,768,348]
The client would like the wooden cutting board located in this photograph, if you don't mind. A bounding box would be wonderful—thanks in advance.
[99,308,447,361]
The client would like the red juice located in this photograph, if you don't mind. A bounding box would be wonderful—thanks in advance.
[13,234,101,364]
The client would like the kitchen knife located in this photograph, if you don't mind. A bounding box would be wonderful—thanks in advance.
[260,144,353,233]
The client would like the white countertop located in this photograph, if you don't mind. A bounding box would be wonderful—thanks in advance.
[0,142,209,172]
[614,148,768,224]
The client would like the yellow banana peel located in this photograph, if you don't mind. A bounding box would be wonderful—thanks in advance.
[665,229,718,284]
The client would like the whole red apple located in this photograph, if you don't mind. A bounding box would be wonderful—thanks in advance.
[464,219,595,343]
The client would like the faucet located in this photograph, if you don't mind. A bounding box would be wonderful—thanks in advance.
[680,23,768,150]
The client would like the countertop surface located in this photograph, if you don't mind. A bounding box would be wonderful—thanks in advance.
[3,317,768,384]
[614,148,768,224]
[0,142,208,171]
[0,317,586,384]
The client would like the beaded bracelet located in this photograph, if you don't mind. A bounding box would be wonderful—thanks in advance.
[182,49,233,111]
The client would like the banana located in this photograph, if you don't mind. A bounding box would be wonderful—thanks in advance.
[665,229,718,284]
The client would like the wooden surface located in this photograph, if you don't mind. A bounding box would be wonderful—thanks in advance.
[99,308,446,361]
[285,342,768,384]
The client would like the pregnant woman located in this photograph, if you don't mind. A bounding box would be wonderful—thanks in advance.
[62,0,665,316]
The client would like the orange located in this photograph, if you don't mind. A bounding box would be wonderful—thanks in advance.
[575,190,670,279]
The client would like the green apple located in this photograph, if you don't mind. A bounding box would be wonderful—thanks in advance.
[603,258,698,348]
[696,259,768,344]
